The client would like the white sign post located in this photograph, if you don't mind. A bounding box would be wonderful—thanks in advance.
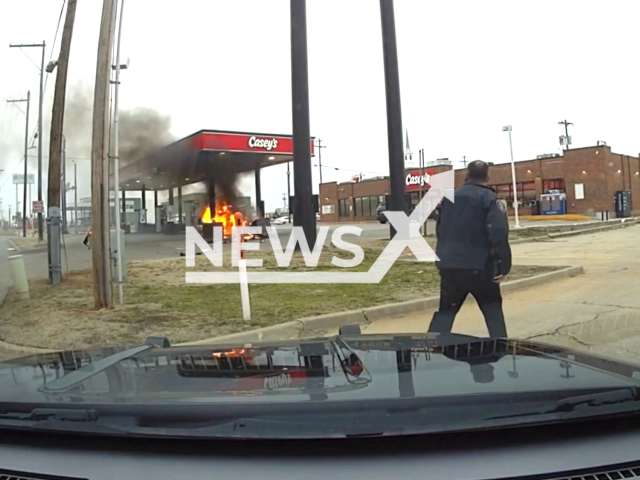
[236,233,252,322]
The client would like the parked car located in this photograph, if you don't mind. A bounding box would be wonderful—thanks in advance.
[376,203,438,224]
[376,204,388,224]
[271,216,291,225]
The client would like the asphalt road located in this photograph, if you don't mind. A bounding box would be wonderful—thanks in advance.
[13,217,601,280]
[18,222,437,280]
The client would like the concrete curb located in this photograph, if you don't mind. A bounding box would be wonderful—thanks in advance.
[0,338,56,356]
[510,219,639,244]
[6,238,20,253]
[180,265,584,346]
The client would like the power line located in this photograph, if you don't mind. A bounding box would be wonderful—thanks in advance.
[21,0,67,150]
[44,0,67,96]
[313,163,385,176]
[18,48,41,71]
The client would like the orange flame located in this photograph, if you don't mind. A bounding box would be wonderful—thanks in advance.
[201,201,247,237]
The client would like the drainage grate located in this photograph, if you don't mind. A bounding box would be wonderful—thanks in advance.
[499,461,640,480]
[552,466,640,480]
[0,468,87,480]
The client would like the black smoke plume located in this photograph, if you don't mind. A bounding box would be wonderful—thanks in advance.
[62,81,175,166]
[119,107,175,166]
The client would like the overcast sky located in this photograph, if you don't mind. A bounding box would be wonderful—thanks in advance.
[1,0,639,215]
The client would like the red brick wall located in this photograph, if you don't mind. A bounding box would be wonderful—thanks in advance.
[562,147,608,214]
[319,182,339,222]
[607,151,640,212]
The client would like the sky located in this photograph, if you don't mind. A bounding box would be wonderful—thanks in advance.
[1,0,640,216]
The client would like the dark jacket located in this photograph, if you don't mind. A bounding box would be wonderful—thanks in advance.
[435,181,511,275]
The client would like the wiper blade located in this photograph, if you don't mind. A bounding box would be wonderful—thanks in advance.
[555,387,637,411]
[0,408,129,435]
[488,388,640,420]
[41,345,151,392]
[0,408,98,422]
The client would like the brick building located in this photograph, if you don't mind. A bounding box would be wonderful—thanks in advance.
[319,145,640,222]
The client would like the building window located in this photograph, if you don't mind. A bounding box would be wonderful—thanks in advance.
[362,196,371,217]
[370,195,379,214]
[522,181,536,203]
[339,199,348,217]
[543,179,566,193]
[351,196,382,217]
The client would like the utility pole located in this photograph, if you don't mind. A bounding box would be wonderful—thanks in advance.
[315,139,326,185]
[47,0,77,284]
[558,119,573,150]
[10,42,45,241]
[7,91,30,237]
[290,0,316,247]
[91,0,117,308]
[461,155,468,167]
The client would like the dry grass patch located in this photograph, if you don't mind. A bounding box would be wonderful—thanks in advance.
[0,238,559,350]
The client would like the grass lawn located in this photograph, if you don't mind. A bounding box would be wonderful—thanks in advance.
[0,240,559,350]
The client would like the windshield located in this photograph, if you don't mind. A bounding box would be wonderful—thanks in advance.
[0,0,639,439]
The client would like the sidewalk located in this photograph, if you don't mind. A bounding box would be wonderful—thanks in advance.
[0,238,13,308]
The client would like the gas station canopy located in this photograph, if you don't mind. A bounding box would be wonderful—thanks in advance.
[116,129,315,191]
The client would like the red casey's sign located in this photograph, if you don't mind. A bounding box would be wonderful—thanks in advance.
[405,169,435,190]
[191,132,315,155]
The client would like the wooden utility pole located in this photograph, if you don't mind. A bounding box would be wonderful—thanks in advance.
[47,0,77,212]
[91,0,116,308]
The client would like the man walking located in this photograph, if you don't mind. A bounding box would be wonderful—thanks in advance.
[427,160,511,338]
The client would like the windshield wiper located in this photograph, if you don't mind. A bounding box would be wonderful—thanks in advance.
[487,388,640,421]
[40,345,152,392]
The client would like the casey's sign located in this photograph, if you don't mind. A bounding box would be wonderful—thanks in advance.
[405,169,434,190]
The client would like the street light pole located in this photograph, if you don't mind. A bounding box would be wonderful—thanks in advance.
[62,135,68,234]
[111,0,125,305]
[315,139,326,185]
[38,41,45,242]
[502,125,520,229]
[73,160,78,235]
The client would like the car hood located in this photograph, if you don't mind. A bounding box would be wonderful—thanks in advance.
[0,333,639,406]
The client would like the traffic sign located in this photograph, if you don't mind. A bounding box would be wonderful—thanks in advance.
[13,174,35,185]
[32,200,44,214]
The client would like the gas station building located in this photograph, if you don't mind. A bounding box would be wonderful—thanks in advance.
[113,129,315,234]
[319,144,640,222]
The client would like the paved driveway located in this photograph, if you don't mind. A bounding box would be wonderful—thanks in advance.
[353,225,640,363]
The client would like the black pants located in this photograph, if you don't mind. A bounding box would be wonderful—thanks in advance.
[428,268,507,338]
